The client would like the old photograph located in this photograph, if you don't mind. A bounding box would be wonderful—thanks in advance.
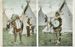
[3,0,36,46]
[38,0,72,46]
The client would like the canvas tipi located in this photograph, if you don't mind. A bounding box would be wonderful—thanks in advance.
[3,9,9,28]
[60,0,72,32]
[38,7,46,26]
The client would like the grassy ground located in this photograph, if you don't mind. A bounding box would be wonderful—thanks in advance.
[3,28,36,47]
[39,26,72,46]
[3,26,73,46]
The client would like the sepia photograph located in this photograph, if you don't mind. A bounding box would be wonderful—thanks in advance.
[3,0,36,46]
[38,0,72,46]
[2,0,74,47]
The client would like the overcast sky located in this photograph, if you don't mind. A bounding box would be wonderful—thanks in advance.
[38,0,72,15]
[3,0,72,19]
[3,0,36,19]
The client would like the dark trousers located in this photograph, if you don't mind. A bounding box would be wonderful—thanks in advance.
[31,26,34,34]
[26,26,30,37]
[53,27,62,41]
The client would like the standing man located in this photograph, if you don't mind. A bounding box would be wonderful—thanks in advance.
[11,15,23,43]
[26,18,32,37]
[53,11,62,45]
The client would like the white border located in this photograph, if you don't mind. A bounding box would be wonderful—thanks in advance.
[36,0,38,46]
[0,0,3,47]
[73,0,75,47]
[0,0,74,47]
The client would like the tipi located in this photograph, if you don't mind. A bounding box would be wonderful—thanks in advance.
[60,0,72,32]
[38,7,46,26]
[3,9,9,29]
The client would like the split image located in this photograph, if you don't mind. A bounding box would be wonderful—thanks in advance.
[3,0,36,46]
[3,0,73,47]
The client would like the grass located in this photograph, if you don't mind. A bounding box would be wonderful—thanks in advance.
[39,26,72,46]
[3,26,73,46]
[3,28,36,47]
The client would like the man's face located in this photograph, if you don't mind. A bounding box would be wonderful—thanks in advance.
[55,15,60,19]
[55,12,60,18]
[16,16,19,19]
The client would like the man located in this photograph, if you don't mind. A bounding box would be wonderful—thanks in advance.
[26,18,32,37]
[53,11,62,45]
[12,16,23,43]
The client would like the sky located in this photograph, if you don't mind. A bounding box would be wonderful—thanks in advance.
[38,0,72,15]
[3,0,36,19]
[3,0,72,19]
